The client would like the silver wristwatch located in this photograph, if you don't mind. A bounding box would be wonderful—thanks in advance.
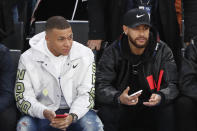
[70,113,78,123]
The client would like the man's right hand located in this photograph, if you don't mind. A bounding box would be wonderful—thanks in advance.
[119,87,141,106]
[50,114,73,131]
[43,109,56,121]
[87,40,102,50]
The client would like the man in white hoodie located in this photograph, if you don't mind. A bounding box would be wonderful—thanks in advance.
[15,16,103,131]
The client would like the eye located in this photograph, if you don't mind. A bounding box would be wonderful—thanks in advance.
[67,34,73,40]
[58,37,65,41]
[144,25,150,30]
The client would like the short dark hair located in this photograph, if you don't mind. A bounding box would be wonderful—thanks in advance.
[45,16,71,32]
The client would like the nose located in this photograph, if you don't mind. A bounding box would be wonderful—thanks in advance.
[139,29,145,36]
[139,28,146,35]
[63,39,71,47]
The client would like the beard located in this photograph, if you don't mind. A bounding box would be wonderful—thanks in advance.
[128,35,149,49]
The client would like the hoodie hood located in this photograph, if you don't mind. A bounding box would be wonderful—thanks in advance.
[28,31,91,61]
[29,31,48,56]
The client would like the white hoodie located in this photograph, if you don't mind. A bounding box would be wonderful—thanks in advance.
[15,32,95,119]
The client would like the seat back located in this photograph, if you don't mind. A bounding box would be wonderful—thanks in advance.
[9,49,21,72]
[35,20,89,45]
[2,22,24,50]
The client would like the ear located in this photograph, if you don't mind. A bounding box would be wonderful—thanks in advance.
[123,25,128,35]
[45,34,49,43]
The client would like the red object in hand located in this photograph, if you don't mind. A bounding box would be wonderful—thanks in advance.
[55,114,68,118]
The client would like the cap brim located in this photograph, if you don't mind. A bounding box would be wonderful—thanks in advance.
[128,22,151,28]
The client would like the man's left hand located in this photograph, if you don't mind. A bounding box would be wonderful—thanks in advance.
[50,114,73,131]
[87,40,102,50]
[143,93,161,107]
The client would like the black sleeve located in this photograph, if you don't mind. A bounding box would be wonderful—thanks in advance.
[179,43,197,101]
[0,46,15,112]
[95,46,120,105]
[159,44,179,104]
[88,0,105,40]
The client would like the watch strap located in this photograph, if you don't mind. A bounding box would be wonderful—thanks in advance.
[69,113,78,123]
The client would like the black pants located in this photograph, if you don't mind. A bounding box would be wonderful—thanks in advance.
[34,0,88,21]
[98,104,175,131]
[175,96,197,131]
[0,104,19,131]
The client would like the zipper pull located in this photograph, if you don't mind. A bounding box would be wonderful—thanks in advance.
[58,77,61,88]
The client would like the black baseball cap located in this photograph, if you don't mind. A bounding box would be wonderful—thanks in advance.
[123,8,151,28]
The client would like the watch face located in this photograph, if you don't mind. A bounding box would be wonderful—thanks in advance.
[70,113,78,123]
[73,116,77,122]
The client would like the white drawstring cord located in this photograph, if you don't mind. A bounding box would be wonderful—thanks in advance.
[71,0,79,20]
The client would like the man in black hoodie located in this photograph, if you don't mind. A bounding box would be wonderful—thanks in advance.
[96,8,178,131]
[88,0,181,66]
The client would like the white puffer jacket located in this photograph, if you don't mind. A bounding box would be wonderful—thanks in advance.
[15,32,95,119]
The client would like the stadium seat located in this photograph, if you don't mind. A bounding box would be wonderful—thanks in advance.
[35,20,89,45]
[9,49,21,73]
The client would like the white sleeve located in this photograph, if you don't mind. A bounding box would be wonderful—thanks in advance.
[14,57,48,119]
[69,51,95,119]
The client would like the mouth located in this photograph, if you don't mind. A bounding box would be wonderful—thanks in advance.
[136,38,147,43]
[63,49,69,53]
[137,39,146,43]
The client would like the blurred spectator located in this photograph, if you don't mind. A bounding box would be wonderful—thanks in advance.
[88,0,181,65]
[14,0,37,34]
[32,0,88,22]
[175,0,182,34]
[0,0,16,42]
[0,1,19,125]
[14,0,37,22]
[183,0,197,45]
[0,43,18,131]
[176,37,197,131]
